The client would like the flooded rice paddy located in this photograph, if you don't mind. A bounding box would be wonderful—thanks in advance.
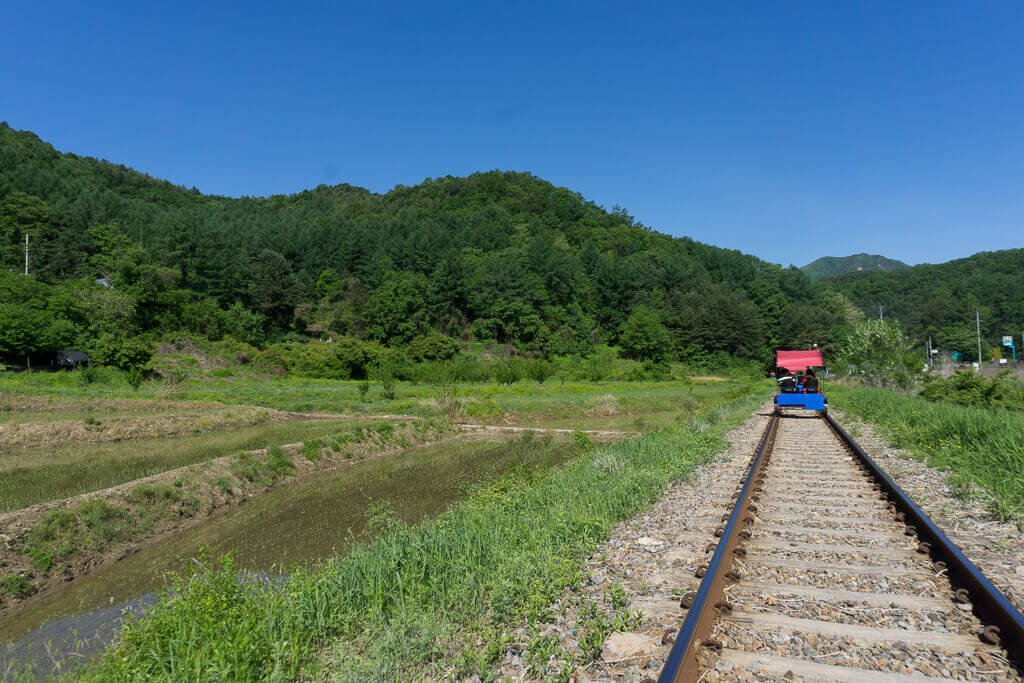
[0,417,371,512]
[1,434,575,677]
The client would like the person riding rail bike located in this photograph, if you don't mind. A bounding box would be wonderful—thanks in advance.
[776,368,798,393]
[802,368,820,393]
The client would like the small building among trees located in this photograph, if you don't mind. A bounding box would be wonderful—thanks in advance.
[54,350,89,369]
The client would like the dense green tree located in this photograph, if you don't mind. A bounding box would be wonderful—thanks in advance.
[0,302,42,360]
[0,190,50,271]
[828,249,1024,351]
[223,303,267,347]
[835,319,917,389]
[361,271,434,344]
[619,305,671,362]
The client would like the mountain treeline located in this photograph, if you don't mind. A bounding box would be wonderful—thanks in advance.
[826,250,1024,361]
[0,123,857,368]
[801,254,908,281]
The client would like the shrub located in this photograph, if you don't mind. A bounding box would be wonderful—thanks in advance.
[492,359,522,385]
[180,299,227,340]
[79,364,100,387]
[25,546,54,572]
[251,345,289,375]
[524,359,555,385]
[303,439,322,461]
[90,334,153,372]
[835,319,918,389]
[153,354,200,386]
[571,430,595,450]
[333,336,374,379]
[266,447,294,478]
[126,366,145,390]
[127,484,179,505]
[584,347,617,382]
[416,361,461,415]
[375,363,398,400]
[407,333,461,362]
[465,398,503,418]
[919,371,1024,412]
[222,303,266,346]
[288,342,349,379]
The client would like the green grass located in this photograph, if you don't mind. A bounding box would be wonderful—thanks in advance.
[79,389,762,681]
[0,418,371,512]
[834,385,1024,520]
[2,369,748,422]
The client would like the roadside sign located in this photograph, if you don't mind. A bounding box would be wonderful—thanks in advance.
[1003,335,1015,346]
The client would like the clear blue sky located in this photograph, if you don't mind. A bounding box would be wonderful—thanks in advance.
[2,1,1022,267]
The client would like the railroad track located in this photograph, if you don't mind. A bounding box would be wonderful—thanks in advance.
[659,413,1024,682]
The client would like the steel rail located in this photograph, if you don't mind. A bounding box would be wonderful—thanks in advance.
[658,413,779,683]
[658,412,1024,682]
[825,414,1024,663]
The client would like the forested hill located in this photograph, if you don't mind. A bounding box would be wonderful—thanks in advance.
[0,122,848,364]
[826,249,1024,357]
[802,254,908,281]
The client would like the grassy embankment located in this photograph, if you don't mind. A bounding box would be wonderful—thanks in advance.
[833,385,1024,520]
[72,389,762,681]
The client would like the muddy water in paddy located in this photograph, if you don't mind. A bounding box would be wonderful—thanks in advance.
[1,435,573,676]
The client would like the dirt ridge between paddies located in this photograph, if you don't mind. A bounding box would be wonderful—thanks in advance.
[0,396,420,451]
[457,424,635,440]
[0,418,453,616]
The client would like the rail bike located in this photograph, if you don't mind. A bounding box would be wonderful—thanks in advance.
[772,348,827,415]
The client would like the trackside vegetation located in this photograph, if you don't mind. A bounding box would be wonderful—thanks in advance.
[77,391,762,681]
[919,371,1024,413]
[834,385,1024,520]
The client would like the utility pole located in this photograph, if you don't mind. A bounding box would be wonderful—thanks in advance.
[976,310,983,370]
[23,233,29,275]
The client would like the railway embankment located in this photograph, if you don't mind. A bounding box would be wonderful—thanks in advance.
[494,404,771,680]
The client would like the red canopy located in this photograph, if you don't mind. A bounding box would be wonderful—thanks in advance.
[776,349,823,371]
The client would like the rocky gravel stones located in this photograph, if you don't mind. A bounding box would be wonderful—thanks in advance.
[490,408,1023,681]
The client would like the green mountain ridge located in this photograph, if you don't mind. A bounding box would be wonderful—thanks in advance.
[0,123,843,364]
[827,249,1024,358]
[2,122,1018,368]
[801,253,909,280]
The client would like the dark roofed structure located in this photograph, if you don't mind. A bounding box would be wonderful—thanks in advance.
[55,350,89,368]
